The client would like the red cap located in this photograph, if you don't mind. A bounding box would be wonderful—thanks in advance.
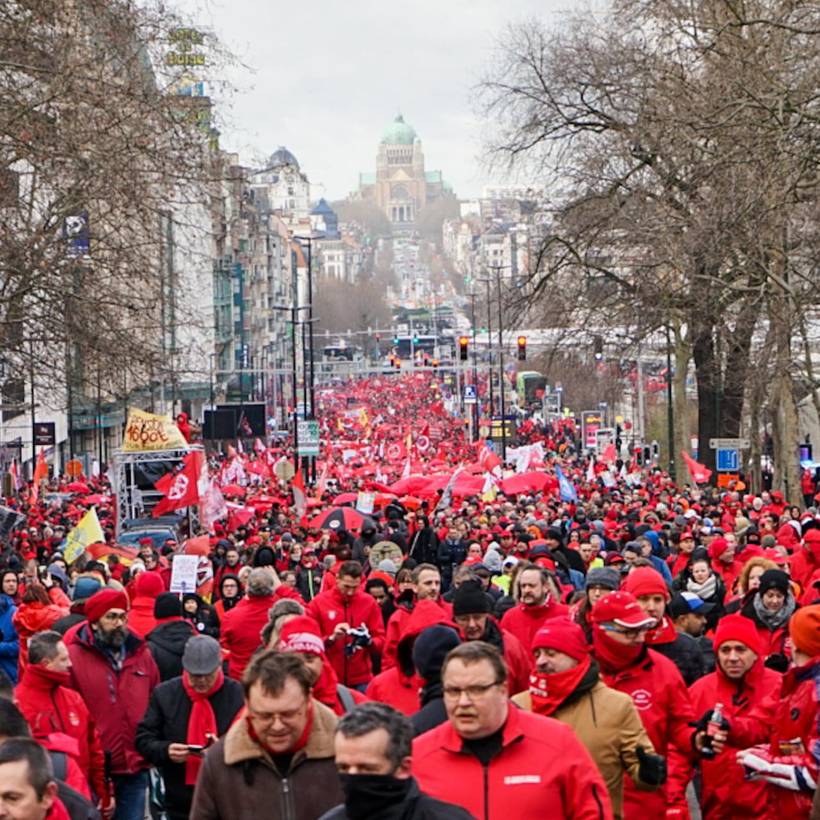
[713,614,761,654]
[591,591,656,628]
[532,617,589,661]
[622,567,670,601]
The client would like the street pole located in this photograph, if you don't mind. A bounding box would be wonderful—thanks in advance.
[665,324,676,481]
[484,277,494,418]
[291,306,299,469]
[470,290,479,440]
[492,266,507,463]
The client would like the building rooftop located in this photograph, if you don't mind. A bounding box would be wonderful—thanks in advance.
[381,114,417,145]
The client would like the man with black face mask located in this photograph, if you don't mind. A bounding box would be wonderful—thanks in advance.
[320,702,474,820]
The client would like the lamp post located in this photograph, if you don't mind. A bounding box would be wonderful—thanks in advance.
[665,323,676,481]
[488,264,512,463]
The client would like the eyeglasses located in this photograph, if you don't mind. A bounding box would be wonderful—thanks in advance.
[101,611,127,624]
[443,681,502,700]
[600,623,648,639]
[247,700,307,725]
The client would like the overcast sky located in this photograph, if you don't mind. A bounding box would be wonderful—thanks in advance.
[172,0,571,200]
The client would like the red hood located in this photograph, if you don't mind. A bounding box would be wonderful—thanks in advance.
[396,599,455,677]
[14,603,66,634]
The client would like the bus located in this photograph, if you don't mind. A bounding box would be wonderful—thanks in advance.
[516,371,548,410]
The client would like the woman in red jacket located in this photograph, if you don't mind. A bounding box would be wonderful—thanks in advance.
[12,583,69,673]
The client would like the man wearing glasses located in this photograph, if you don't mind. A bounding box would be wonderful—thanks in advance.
[412,641,613,819]
[66,587,160,820]
[590,591,695,819]
[190,651,342,820]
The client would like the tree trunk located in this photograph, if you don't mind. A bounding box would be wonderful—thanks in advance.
[691,317,719,475]
[673,326,692,483]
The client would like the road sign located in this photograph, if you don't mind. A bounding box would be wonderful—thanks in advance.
[32,422,55,447]
[463,385,477,405]
[709,438,750,450]
[297,420,320,457]
[716,448,740,472]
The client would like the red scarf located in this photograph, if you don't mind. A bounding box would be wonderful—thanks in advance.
[182,670,223,785]
[528,655,591,716]
[644,616,678,646]
[592,627,644,674]
[245,700,314,758]
[311,660,343,714]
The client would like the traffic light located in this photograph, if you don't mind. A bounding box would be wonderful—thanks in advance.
[431,358,439,369]
[393,336,399,345]
[458,336,469,361]
[413,335,420,345]
[593,336,603,361]
[517,335,527,361]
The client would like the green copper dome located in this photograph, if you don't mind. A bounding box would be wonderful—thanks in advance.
[381,114,417,145]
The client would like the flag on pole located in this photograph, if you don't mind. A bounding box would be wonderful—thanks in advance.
[436,467,465,512]
[30,450,48,504]
[63,508,105,564]
[681,450,712,484]
[153,451,203,517]
[586,458,596,482]
[554,465,578,502]
[7,460,19,492]
[291,467,307,518]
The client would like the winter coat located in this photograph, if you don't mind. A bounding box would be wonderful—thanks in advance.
[512,662,658,820]
[146,619,196,682]
[409,527,439,566]
[470,618,530,696]
[307,587,386,687]
[649,629,709,686]
[0,594,19,684]
[318,778,476,820]
[135,674,244,820]
[667,659,781,819]
[413,706,613,820]
[13,595,69,672]
[126,572,166,638]
[740,597,793,669]
[598,647,695,819]
[499,598,569,651]
[15,665,108,802]
[66,623,160,775]
[383,598,451,671]
[294,565,323,602]
[189,699,343,820]
[219,593,275,680]
[411,681,447,737]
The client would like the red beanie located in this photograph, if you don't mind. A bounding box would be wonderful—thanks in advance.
[134,571,165,599]
[713,614,762,654]
[707,537,729,560]
[84,589,129,624]
[789,605,820,658]
[278,615,326,656]
[532,616,589,661]
[622,567,670,601]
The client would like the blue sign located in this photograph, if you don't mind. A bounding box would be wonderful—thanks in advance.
[463,385,477,404]
[716,448,739,472]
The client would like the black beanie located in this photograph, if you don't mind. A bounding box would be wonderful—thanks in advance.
[452,580,492,617]
[154,592,182,619]
[758,569,790,597]
[253,547,275,567]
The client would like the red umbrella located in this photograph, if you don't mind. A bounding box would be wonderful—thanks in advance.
[67,481,91,493]
[332,492,397,508]
[308,507,375,532]
[499,472,551,495]
[221,484,246,499]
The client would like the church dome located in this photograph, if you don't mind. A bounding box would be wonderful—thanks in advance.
[268,146,299,169]
[381,115,417,145]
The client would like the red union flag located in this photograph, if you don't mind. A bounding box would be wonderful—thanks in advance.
[153,451,203,516]
[680,450,712,485]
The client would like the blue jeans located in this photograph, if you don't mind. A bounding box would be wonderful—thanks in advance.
[112,771,148,820]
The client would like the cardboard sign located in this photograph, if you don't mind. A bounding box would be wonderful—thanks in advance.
[123,408,187,452]
[169,554,199,594]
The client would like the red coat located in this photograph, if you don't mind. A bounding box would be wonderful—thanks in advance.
[789,545,820,591]
[383,597,452,671]
[13,597,70,673]
[500,599,569,651]
[219,593,275,680]
[307,587,386,687]
[668,660,781,819]
[66,623,159,775]
[15,665,108,802]
[413,705,613,819]
[599,648,695,819]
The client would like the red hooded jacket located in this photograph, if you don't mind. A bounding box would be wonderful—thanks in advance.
[13,590,70,673]
[219,593,276,680]
[307,586,386,687]
[126,572,165,639]
[500,597,569,652]
[66,623,159,775]
[366,600,450,714]
[15,665,109,802]
[413,705,613,819]
[667,659,781,818]
[789,530,820,591]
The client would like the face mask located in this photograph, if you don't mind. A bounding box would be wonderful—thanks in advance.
[339,773,412,820]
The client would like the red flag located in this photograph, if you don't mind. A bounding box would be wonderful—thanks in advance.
[680,450,712,484]
[153,451,203,517]
[291,466,307,518]
[478,443,501,476]
[601,443,617,464]
[30,450,49,504]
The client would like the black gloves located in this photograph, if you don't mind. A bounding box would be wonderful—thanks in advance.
[637,746,667,786]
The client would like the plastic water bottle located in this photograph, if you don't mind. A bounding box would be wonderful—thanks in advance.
[702,702,724,758]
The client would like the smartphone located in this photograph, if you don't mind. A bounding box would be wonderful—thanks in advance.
[186,745,205,755]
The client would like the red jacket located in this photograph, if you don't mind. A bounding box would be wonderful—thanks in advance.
[126,571,166,638]
[219,593,275,680]
[790,545,820,591]
[15,665,108,802]
[668,660,781,818]
[13,595,70,673]
[500,599,569,652]
[383,597,452,671]
[598,648,695,819]
[366,599,452,714]
[307,587,386,686]
[413,705,613,819]
[66,623,159,775]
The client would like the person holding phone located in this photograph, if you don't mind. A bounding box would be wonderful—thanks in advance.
[136,635,243,820]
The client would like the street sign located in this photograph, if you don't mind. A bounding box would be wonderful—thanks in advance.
[716,448,740,472]
[581,411,604,450]
[463,384,477,405]
[709,437,750,450]
[297,420,320,457]
[32,422,55,447]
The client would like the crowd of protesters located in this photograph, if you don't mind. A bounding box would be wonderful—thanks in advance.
[0,374,818,819]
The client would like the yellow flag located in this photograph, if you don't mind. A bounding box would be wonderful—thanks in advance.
[122,407,187,451]
[63,508,104,565]
[358,408,369,429]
